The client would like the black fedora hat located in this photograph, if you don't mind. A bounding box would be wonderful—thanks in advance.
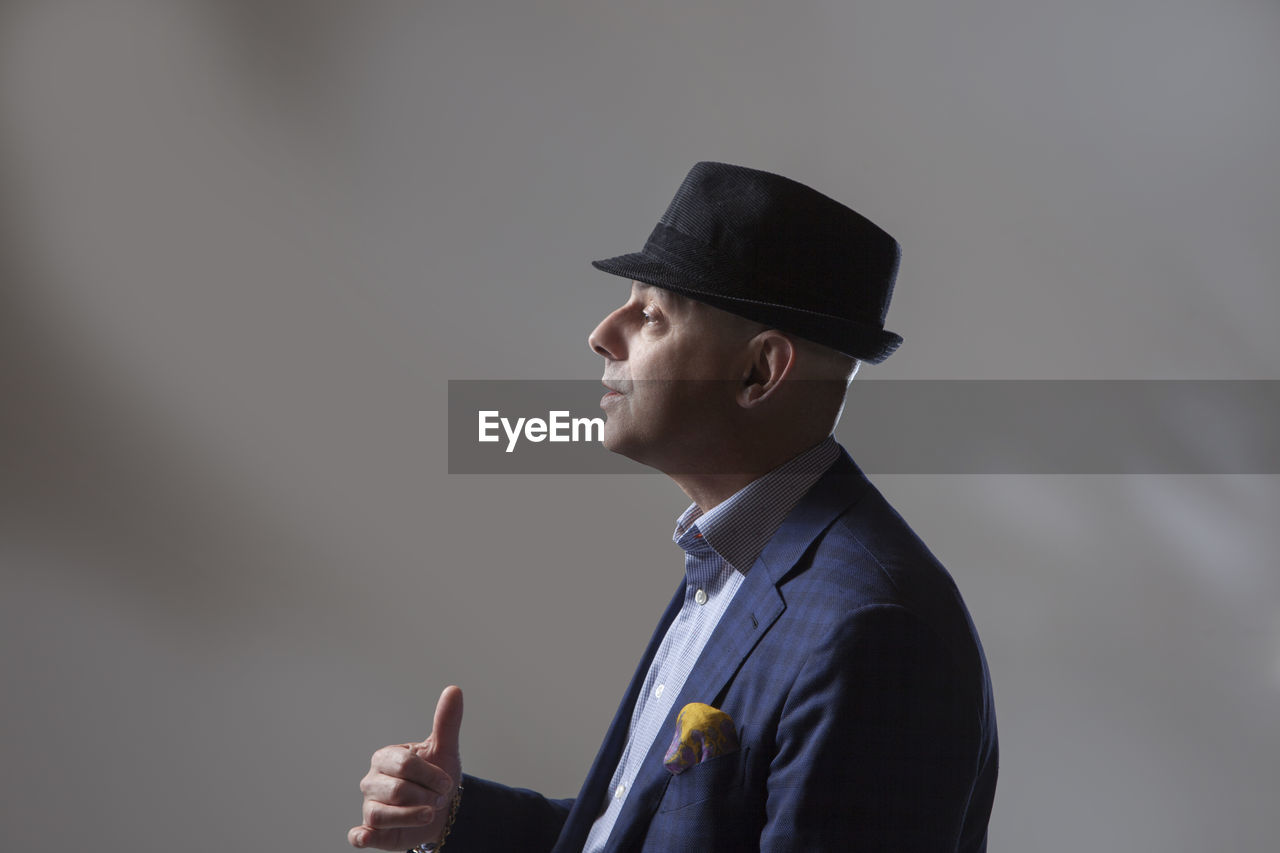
[592,162,903,363]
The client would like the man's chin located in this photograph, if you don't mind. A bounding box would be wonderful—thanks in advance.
[600,423,634,458]
[601,424,656,468]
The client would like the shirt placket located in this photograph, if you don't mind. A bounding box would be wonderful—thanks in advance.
[594,540,721,827]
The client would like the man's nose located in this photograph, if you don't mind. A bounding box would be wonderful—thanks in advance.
[588,309,625,360]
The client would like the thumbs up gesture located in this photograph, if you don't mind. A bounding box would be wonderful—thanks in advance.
[349,686,464,850]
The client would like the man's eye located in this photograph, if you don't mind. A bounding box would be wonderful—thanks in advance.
[641,310,654,324]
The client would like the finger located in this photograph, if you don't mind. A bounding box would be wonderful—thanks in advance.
[347,825,373,849]
[428,685,464,757]
[360,773,449,808]
[370,748,454,795]
[362,799,435,830]
[348,824,426,851]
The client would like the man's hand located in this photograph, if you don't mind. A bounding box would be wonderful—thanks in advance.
[348,686,464,850]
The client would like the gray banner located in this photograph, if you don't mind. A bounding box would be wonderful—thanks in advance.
[448,380,1280,474]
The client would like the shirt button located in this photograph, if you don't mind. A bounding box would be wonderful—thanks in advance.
[694,588,708,606]
[654,684,665,699]
[615,783,626,800]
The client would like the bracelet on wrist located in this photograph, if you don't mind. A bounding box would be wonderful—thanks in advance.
[408,783,463,853]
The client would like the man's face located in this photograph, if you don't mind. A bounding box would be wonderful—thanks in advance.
[588,282,751,472]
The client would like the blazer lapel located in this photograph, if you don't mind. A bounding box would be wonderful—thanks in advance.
[602,450,870,851]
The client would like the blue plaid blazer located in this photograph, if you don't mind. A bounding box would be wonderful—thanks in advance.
[449,449,999,851]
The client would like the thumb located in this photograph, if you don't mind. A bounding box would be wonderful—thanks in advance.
[427,685,464,758]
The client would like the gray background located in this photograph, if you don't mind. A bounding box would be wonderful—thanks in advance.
[2,2,1278,851]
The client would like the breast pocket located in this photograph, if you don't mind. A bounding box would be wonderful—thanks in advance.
[657,745,749,814]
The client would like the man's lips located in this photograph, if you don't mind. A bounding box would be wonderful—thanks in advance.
[601,380,625,404]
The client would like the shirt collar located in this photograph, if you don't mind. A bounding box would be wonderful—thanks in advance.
[672,436,841,574]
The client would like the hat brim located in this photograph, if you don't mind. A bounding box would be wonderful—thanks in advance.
[592,252,902,364]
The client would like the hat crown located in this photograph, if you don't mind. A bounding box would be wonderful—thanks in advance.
[656,162,900,325]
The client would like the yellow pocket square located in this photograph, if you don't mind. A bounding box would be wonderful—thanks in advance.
[662,702,739,775]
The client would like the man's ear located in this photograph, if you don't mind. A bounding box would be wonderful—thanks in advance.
[738,331,795,408]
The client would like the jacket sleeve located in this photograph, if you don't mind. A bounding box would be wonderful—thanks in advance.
[445,774,573,852]
[758,603,988,852]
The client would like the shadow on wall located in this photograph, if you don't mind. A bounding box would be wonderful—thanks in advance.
[0,0,378,641]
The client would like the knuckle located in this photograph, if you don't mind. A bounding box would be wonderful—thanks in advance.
[358,772,378,796]
[363,801,391,829]
[373,745,417,778]
[386,778,411,804]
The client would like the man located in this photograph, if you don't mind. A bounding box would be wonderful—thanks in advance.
[349,162,999,851]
